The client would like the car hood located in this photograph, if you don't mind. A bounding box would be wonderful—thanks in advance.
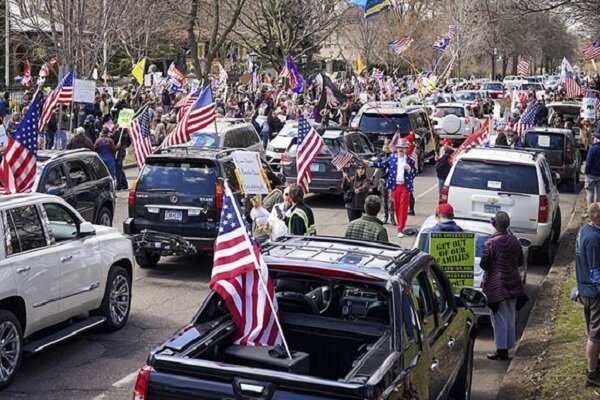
[270,135,294,150]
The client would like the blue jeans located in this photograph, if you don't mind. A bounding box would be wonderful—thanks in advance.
[53,130,67,150]
[261,130,269,149]
[45,131,55,150]
[586,175,600,206]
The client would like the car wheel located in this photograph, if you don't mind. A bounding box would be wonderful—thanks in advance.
[135,251,160,269]
[533,238,553,266]
[95,207,113,227]
[551,207,561,243]
[450,336,474,400]
[0,310,22,389]
[97,266,131,331]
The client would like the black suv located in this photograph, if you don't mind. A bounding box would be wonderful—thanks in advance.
[35,149,116,226]
[123,146,282,268]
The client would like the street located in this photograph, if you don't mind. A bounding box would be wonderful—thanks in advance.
[2,164,579,400]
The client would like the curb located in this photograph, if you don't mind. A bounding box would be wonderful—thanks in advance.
[496,191,588,399]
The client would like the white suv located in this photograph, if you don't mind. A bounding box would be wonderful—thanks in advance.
[432,102,482,141]
[0,193,134,388]
[440,147,560,265]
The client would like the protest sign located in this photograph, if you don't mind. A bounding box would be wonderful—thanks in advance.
[116,108,135,127]
[232,151,270,194]
[582,97,597,120]
[429,232,476,288]
[73,79,96,103]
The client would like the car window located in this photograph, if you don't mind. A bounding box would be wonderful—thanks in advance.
[4,205,47,255]
[245,127,260,146]
[67,161,91,186]
[190,132,219,148]
[138,160,219,195]
[411,272,435,337]
[539,161,552,194]
[483,83,503,91]
[42,203,79,242]
[434,107,465,118]
[358,113,411,134]
[344,134,361,153]
[288,137,342,156]
[427,267,451,318]
[523,132,565,150]
[88,155,109,179]
[357,134,374,154]
[450,159,539,194]
[44,165,68,192]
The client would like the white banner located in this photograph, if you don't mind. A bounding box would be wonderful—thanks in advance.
[582,97,597,120]
[232,151,270,194]
[73,79,96,103]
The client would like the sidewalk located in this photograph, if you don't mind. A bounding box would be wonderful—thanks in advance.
[497,191,590,399]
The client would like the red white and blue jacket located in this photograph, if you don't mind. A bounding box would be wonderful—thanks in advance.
[372,154,418,193]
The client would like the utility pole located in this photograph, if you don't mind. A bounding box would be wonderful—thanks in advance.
[102,0,107,83]
[4,0,9,87]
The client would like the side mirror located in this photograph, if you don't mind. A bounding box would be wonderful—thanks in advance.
[432,120,438,126]
[553,172,561,184]
[46,186,65,196]
[79,222,96,237]
[459,288,487,309]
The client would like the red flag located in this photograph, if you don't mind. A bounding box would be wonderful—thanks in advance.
[22,60,32,87]
[449,119,490,165]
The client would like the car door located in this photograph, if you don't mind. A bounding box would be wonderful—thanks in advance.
[41,163,77,208]
[1,204,59,335]
[66,159,97,222]
[40,202,102,318]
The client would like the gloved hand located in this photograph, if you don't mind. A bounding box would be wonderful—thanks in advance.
[570,287,581,303]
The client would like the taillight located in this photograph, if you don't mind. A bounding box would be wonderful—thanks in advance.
[215,183,224,210]
[538,195,548,223]
[132,365,151,400]
[440,186,449,203]
[280,152,292,166]
[128,180,138,207]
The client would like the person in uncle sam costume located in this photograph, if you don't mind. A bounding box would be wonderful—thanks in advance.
[367,138,418,238]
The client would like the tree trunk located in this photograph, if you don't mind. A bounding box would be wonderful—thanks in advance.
[187,0,201,78]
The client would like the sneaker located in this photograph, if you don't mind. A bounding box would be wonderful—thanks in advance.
[587,371,600,387]
[397,232,405,238]
[486,350,509,361]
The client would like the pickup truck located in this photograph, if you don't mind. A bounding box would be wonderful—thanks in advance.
[132,236,484,400]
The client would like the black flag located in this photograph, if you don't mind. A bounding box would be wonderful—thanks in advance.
[316,73,348,123]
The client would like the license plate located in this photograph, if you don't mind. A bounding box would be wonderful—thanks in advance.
[164,210,183,221]
[484,204,501,214]
[310,163,322,172]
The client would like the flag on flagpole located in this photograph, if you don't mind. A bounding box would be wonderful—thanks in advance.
[560,57,581,98]
[0,91,42,193]
[517,56,529,77]
[315,73,348,123]
[447,24,457,38]
[174,89,200,121]
[218,63,229,86]
[433,36,451,52]
[356,56,366,75]
[584,39,600,61]
[285,54,304,93]
[296,115,324,193]
[161,85,216,148]
[210,182,283,347]
[131,57,147,85]
[514,101,541,136]
[22,60,32,87]
[39,70,74,132]
[165,62,186,93]
[364,0,391,18]
[449,119,490,165]
[127,107,153,168]
[37,57,57,85]
[331,148,354,171]
[388,37,414,55]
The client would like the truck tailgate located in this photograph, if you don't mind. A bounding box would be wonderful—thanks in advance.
[147,354,366,400]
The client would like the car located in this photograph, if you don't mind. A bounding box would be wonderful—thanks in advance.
[514,82,546,100]
[413,216,530,316]
[522,127,581,192]
[454,90,491,116]
[123,146,283,268]
[0,193,134,388]
[546,101,584,149]
[480,81,504,99]
[432,102,482,142]
[33,149,116,226]
[132,236,483,400]
[187,119,263,155]
[281,129,377,194]
[440,147,561,265]
[544,75,560,90]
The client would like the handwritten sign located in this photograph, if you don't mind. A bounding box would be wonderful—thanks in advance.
[429,232,476,288]
[232,151,270,194]
[582,97,597,120]
[73,79,96,103]
[116,108,135,127]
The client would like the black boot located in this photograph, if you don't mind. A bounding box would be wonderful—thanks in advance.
[486,349,509,360]
[408,193,415,216]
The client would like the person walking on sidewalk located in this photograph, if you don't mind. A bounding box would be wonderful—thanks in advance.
[481,211,525,361]
[345,195,389,243]
[585,130,600,206]
[342,163,371,222]
[575,202,600,386]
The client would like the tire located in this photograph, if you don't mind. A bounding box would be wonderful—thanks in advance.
[97,266,131,331]
[135,251,160,269]
[551,207,561,243]
[0,310,23,389]
[450,337,474,400]
[533,238,553,266]
[95,206,113,227]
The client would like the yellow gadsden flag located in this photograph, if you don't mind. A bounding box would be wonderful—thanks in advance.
[356,56,366,75]
[131,57,147,85]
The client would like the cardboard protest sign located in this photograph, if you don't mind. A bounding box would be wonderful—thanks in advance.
[582,97,597,120]
[232,151,270,194]
[116,108,135,127]
[73,79,96,103]
[429,232,476,288]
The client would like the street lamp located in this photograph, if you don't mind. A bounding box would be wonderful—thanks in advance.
[248,52,259,67]
[492,47,498,81]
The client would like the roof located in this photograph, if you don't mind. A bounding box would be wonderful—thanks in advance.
[0,193,57,207]
[37,149,95,163]
[418,216,495,235]
[547,101,582,107]
[435,102,469,108]
[459,147,540,164]
[525,127,573,135]
[262,236,422,281]
[321,129,345,139]
[150,146,234,160]
[360,102,424,115]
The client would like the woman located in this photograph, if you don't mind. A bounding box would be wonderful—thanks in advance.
[342,163,371,222]
[95,128,118,178]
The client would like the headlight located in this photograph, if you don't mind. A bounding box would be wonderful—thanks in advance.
[267,145,274,152]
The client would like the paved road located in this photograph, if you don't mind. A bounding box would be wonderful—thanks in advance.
[3,165,579,400]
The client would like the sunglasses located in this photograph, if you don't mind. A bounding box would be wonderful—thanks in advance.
[357,166,365,170]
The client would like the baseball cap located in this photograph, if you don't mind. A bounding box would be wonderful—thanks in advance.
[436,203,454,215]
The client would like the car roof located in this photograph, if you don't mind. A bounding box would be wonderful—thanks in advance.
[321,129,345,139]
[37,149,97,163]
[482,81,503,85]
[459,147,540,164]
[0,192,59,207]
[419,215,495,235]
[149,146,236,160]
[436,102,467,108]
[547,101,581,107]
[525,127,573,135]
[262,236,423,281]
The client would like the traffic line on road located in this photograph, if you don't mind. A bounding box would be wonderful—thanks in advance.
[91,394,105,400]
[112,370,138,388]
[416,183,438,199]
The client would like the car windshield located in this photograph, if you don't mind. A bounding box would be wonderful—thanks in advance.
[288,137,342,156]
[548,106,580,122]
[418,228,490,257]
[455,92,477,101]
[138,160,218,194]
[450,159,539,194]
[518,83,543,91]
[482,83,503,91]
[278,125,298,137]
[189,133,219,148]
[434,107,465,118]
[358,113,411,134]
[523,132,565,150]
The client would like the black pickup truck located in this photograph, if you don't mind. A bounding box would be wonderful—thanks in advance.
[132,236,484,400]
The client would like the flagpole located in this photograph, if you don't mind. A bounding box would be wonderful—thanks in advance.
[592,60,598,74]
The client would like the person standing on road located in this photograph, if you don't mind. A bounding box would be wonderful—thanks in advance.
[435,138,454,194]
[342,163,371,222]
[585,130,600,206]
[285,184,316,236]
[94,127,118,178]
[431,203,463,233]
[575,202,600,387]
[367,138,417,238]
[67,127,94,150]
[345,195,388,243]
[481,211,525,361]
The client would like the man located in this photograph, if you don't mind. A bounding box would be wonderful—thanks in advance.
[368,138,417,238]
[587,130,600,206]
[66,127,94,150]
[111,128,131,190]
[506,129,524,148]
[481,211,524,361]
[435,138,454,193]
[285,184,316,236]
[345,195,389,243]
[431,203,463,232]
[268,186,292,240]
[575,203,600,386]
[535,99,548,126]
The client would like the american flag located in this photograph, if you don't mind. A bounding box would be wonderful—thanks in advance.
[433,36,451,52]
[561,57,581,98]
[209,183,282,346]
[0,91,42,193]
[449,119,490,164]
[447,24,457,38]
[388,37,414,55]
[128,107,153,168]
[515,101,541,135]
[39,70,74,132]
[296,115,324,193]
[161,85,216,148]
[331,148,354,171]
[371,68,384,80]
[517,56,529,77]
[584,39,600,61]
[174,89,200,122]
[37,57,57,85]
[218,63,228,86]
